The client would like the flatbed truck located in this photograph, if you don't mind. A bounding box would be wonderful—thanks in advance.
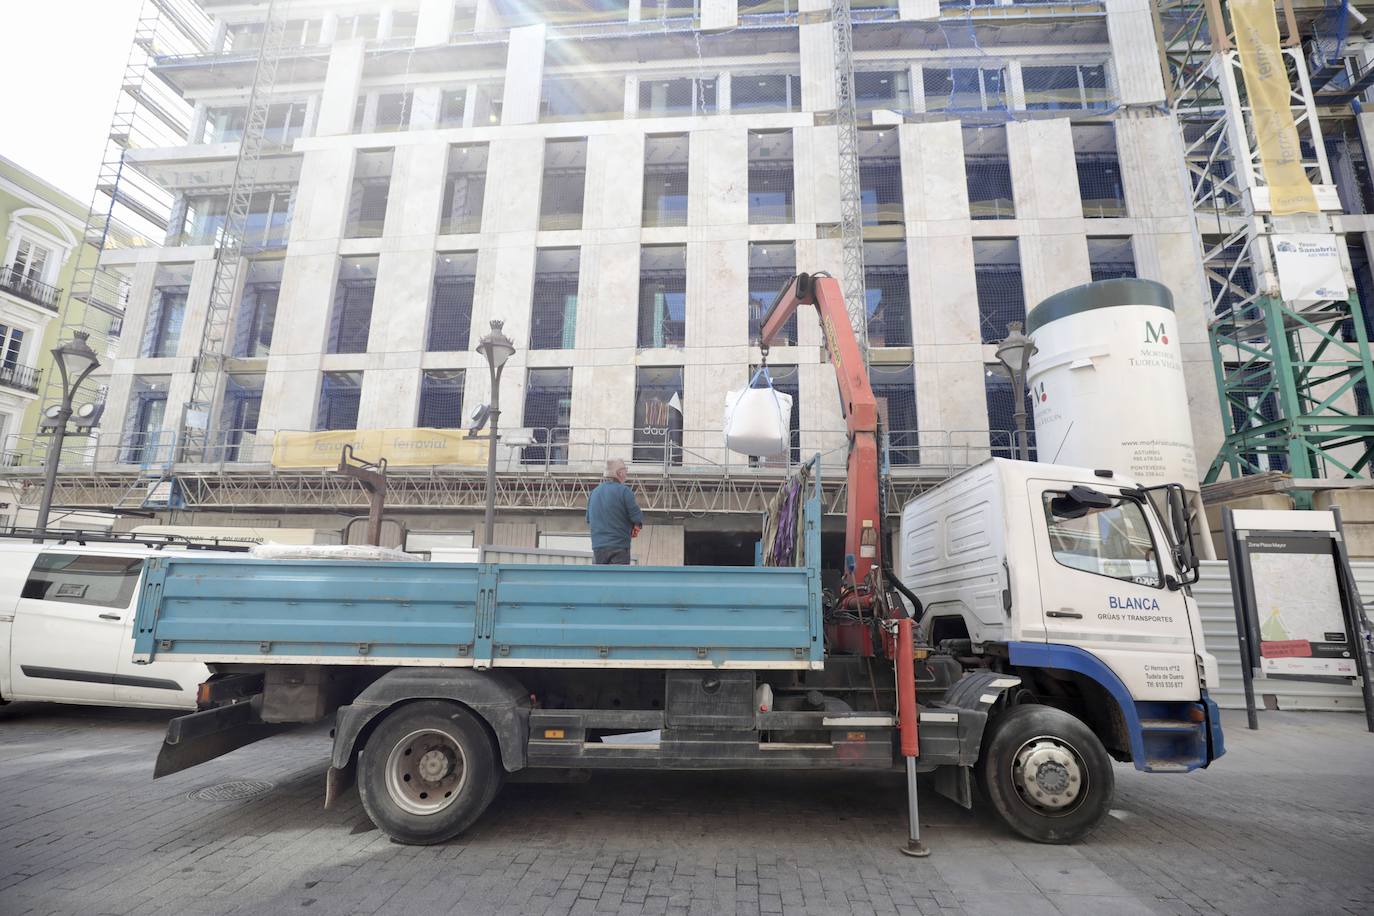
[127,274,1225,848]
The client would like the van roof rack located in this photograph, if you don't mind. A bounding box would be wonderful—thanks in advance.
[0,528,255,552]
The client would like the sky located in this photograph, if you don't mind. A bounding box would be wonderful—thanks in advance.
[0,2,145,202]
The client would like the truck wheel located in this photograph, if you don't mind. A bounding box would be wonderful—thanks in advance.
[975,704,1113,844]
[358,700,501,845]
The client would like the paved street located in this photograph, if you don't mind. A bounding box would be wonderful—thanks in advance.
[0,704,1370,916]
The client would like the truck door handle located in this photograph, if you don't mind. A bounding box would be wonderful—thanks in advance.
[1046,610,1082,619]
[99,613,122,621]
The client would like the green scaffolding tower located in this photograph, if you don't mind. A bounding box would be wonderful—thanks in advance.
[1158,0,1374,486]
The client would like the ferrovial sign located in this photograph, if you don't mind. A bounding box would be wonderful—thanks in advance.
[1272,234,1349,304]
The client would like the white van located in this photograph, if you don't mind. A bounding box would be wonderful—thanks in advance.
[0,539,227,710]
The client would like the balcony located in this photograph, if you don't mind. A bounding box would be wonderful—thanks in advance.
[0,363,41,395]
[0,267,62,312]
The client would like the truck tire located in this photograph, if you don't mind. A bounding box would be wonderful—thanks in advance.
[358,700,502,845]
[975,704,1113,844]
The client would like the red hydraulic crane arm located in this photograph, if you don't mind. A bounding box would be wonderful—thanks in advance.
[759,273,882,585]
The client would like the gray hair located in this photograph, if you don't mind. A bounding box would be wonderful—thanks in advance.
[606,458,627,477]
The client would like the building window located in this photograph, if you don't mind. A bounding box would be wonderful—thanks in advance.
[732,73,802,113]
[1074,124,1127,217]
[142,264,193,358]
[749,242,797,346]
[221,373,263,462]
[639,77,717,117]
[317,371,363,431]
[748,130,793,225]
[328,256,378,354]
[427,252,477,351]
[1088,237,1136,281]
[441,144,487,234]
[336,14,379,40]
[438,89,467,128]
[389,10,419,41]
[855,70,911,113]
[180,188,294,248]
[522,368,573,465]
[530,248,580,350]
[541,76,625,123]
[492,0,629,26]
[123,376,169,464]
[346,149,393,238]
[638,245,687,349]
[474,84,504,126]
[0,323,24,372]
[203,101,308,144]
[965,126,1015,220]
[983,366,1034,459]
[642,0,699,20]
[539,138,588,231]
[974,239,1025,344]
[634,366,683,465]
[8,238,51,287]
[1023,64,1109,111]
[871,363,918,466]
[859,129,903,227]
[354,91,414,133]
[864,241,912,347]
[418,370,465,429]
[924,66,1007,113]
[1327,127,1374,215]
[643,134,690,227]
[747,363,800,466]
[233,259,281,357]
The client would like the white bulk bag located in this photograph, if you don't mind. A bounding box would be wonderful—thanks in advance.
[724,370,793,457]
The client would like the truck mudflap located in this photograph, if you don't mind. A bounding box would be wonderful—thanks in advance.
[325,668,531,808]
[926,670,1025,809]
[1008,642,1225,773]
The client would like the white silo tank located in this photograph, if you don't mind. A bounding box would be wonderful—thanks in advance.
[1025,278,1198,488]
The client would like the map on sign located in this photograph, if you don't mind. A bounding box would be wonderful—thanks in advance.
[1247,534,1357,678]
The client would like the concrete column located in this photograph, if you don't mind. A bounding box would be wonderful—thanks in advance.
[699,128,748,228]
[462,85,478,128]
[289,148,355,244]
[690,240,748,351]
[474,0,500,32]
[624,76,639,118]
[357,369,420,429]
[1115,116,1190,219]
[316,40,366,137]
[700,0,737,31]
[1007,119,1080,220]
[583,133,644,231]
[800,125,840,226]
[416,0,456,45]
[410,87,442,130]
[368,251,433,355]
[164,196,188,247]
[717,72,732,114]
[303,94,320,138]
[501,25,546,125]
[386,144,447,239]
[907,64,925,114]
[569,242,638,455]
[481,138,543,233]
[1106,0,1168,106]
[320,14,339,45]
[177,258,220,361]
[800,22,836,113]
[378,5,395,40]
[629,0,642,22]
[189,102,208,145]
[211,20,228,52]
[1006,61,1026,112]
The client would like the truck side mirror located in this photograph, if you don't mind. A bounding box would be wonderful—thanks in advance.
[1167,485,1199,583]
[1049,486,1113,520]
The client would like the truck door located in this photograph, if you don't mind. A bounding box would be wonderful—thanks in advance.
[1027,480,1201,701]
[10,553,143,704]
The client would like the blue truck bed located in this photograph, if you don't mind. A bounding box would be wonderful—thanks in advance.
[131,557,823,669]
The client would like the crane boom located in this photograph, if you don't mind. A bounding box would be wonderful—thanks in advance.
[760,273,883,586]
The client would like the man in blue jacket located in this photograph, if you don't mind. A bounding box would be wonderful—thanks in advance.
[587,458,643,565]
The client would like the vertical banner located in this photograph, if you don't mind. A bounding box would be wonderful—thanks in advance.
[1271,234,1350,303]
[1230,0,1319,215]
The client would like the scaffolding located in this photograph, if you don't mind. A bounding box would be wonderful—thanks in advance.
[34,0,214,464]
[1158,0,1374,484]
[832,0,870,362]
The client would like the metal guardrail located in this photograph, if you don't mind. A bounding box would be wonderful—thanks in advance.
[0,426,1037,479]
[0,363,41,394]
[0,267,62,312]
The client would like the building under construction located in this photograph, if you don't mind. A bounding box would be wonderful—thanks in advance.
[7,0,1374,563]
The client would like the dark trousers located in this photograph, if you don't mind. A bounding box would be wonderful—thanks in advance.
[594,546,631,565]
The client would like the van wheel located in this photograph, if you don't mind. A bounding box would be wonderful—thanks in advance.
[975,704,1113,844]
[358,700,501,845]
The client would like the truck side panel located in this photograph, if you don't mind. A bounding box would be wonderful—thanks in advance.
[133,558,820,669]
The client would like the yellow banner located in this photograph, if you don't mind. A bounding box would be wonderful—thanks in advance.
[271,428,490,469]
[1230,0,1318,215]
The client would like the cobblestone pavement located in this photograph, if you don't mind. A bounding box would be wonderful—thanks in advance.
[0,704,1369,916]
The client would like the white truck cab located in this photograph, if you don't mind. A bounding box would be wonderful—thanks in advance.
[901,458,1223,774]
[0,540,215,710]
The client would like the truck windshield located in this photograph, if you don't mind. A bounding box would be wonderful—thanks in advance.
[1041,493,1161,588]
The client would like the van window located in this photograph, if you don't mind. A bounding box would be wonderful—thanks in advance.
[21,554,144,609]
[1041,493,1161,588]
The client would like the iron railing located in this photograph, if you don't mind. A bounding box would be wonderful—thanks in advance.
[0,363,41,394]
[0,267,62,311]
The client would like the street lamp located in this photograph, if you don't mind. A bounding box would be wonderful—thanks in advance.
[994,321,1038,462]
[475,319,515,549]
[35,331,101,537]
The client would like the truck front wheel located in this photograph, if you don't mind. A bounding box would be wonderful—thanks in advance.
[975,704,1113,844]
[358,700,501,845]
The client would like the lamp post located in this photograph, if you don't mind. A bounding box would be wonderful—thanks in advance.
[475,319,515,549]
[994,321,1038,462]
[35,331,100,537]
